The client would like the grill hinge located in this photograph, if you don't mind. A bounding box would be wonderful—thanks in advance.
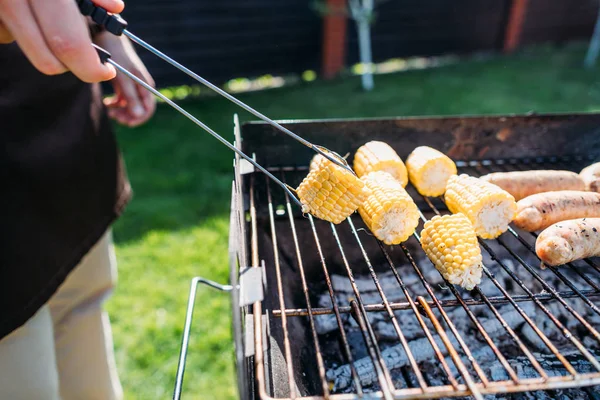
[239,262,265,307]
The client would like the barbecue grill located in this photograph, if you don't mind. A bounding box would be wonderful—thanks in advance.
[173,112,600,400]
[70,3,600,398]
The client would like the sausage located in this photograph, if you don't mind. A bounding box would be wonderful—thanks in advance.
[513,191,600,231]
[535,218,600,266]
[479,170,585,201]
[580,162,600,192]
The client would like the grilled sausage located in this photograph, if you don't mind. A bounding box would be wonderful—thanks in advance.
[535,218,600,266]
[479,170,585,201]
[513,191,600,231]
[580,162,600,192]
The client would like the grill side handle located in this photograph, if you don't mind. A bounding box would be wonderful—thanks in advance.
[172,277,234,400]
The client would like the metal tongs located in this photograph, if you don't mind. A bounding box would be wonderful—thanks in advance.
[78,0,353,208]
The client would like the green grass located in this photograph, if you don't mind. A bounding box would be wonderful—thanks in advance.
[107,42,600,399]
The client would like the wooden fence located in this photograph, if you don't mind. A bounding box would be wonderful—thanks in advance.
[120,0,600,88]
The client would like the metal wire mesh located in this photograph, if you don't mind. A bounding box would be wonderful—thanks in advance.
[248,155,600,400]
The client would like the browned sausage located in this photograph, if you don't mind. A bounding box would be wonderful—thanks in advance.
[479,170,585,201]
[536,218,600,266]
[513,191,600,231]
[580,162,600,192]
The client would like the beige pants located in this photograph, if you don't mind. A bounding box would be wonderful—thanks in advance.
[0,231,123,400]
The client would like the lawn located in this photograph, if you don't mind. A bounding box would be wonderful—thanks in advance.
[107,43,600,399]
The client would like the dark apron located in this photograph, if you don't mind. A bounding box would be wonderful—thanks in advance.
[0,43,131,339]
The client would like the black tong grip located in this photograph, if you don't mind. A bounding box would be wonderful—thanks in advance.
[77,0,128,36]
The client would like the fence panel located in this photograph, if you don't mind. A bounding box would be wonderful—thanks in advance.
[121,0,323,87]
[519,0,599,46]
[346,0,511,65]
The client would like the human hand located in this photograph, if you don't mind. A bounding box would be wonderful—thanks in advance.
[95,32,156,127]
[0,0,124,82]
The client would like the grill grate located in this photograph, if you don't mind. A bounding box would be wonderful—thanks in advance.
[248,155,600,400]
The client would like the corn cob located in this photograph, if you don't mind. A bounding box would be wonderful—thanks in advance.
[421,213,483,290]
[444,174,517,239]
[310,150,350,172]
[297,161,368,224]
[358,171,419,244]
[353,141,408,187]
[310,154,327,171]
[406,146,457,196]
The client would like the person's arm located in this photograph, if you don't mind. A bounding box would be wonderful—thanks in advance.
[0,0,124,82]
[94,31,156,127]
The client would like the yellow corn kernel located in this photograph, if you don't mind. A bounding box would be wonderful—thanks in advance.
[297,162,368,224]
[310,150,348,172]
[310,154,327,171]
[406,146,457,196]
[421,213,483,290]
[358,171,419,244]
[445,174,517,239]
[353,141,408,187]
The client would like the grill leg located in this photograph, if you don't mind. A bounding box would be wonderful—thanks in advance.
[173,277,233,400]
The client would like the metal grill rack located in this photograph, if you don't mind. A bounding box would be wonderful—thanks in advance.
[248,154,600,400]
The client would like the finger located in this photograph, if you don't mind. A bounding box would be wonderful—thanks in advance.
[103,94,123,108]
[137,83,156,120]
[93,0,125,14]
[106,77,147,127]
[133,68,156,123]
[0,20,14,43]
[107,107,119,119]
[117,75,146,121]
[140,86,156,118]
[111,107,144,128]
[110,111,135,127]
[125,85,154,126]
[0,1,66,74]
[107,107,131,126]
[30,0,115,82]
[103,83,125,107]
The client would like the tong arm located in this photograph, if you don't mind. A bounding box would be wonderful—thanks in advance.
[91,44,304,209]
[78,0,355,175]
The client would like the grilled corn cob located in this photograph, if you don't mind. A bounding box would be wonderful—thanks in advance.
[310,154,327,171]
[358,171,419,244]
[353,141,408,187]
[310,150,350,172]
[406,146,457,196]
[444,174,517,239]
[421,213,483,290]
[297,161,368,224]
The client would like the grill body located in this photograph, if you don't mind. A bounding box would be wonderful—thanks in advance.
[229,113,600,400]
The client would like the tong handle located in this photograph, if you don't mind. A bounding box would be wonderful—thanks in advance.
[77,0,128,36]
[92,43,112,63]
